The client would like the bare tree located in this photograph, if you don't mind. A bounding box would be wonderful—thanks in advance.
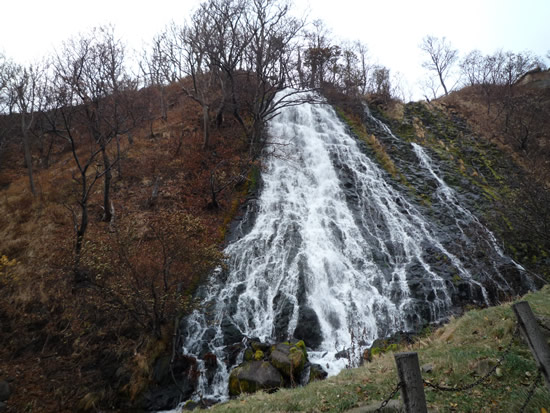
[12,63,45,195]
[50,77,104,274]
[304,19,337,89]
[240,0,306,154]
[52,26,134,273]
[54,26,132,223]
[140,31,173,122]
[0,54,18,161]
[354,41,370,95]
[420,35,458,96]
[460,50,486,86]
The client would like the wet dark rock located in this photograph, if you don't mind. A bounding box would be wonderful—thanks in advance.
[293,306,323,349]
[201,327,216,342]
[224,343,244,367]
[0,381,10,402]
[221,317,243,345]
[250,340,272,353]
[143,354,199,411]
[335,349,349,360]
[273,295,295,342]
[203,353,218,385]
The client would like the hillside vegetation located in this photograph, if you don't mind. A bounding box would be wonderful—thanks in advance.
[0,85,251,412]
[0,0,549,411]
[1,81,549,412]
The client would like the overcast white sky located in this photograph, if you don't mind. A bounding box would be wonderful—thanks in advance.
[1,0,549,100]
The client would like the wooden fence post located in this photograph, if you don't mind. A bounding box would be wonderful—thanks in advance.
[512,301,550,392]
[394,352,428,413]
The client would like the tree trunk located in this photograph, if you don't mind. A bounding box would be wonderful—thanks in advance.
[21,113,36,196]
[160,85,168,121]
[439,72,449,96]
[216,102,224,129]
[116,135,122,178]
[202,104,210,149]
[102,146,112,222]
[74,200,88,275]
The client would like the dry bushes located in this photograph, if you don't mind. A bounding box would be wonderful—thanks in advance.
[81,210,224,339]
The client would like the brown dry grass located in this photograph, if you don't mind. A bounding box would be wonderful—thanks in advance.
[0,84,251,412]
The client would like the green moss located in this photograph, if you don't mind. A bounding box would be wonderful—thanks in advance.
[254,350,264,361]
[244,349,254,362]
[386,343,398,352]
[452,274,462,285]
[335,107,407,184]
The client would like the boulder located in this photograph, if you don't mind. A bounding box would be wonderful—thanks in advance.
[270,341,307,380]
[308,363,328,382]
[228,361,283,396]
[250,340,271,353]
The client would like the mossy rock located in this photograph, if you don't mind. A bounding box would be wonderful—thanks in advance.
[250,340,271,353]
[308,363,328,383]
[254,349,264,360]
[244,348,254,362]
[270,342,307,379]
[228,361,283,396]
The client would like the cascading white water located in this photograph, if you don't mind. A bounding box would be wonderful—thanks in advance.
[179,92,523,402]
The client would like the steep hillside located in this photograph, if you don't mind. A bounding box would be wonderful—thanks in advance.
[0,86,254,412]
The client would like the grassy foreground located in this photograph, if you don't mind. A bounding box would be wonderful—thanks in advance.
[203,286,550,412]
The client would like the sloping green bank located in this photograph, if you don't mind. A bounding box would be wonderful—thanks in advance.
[208,285,550,412]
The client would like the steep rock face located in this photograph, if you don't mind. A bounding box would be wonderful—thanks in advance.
[516,68,550,88]
[358,102,538,299]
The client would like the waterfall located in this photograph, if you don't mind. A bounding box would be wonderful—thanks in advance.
[179,92,526,402]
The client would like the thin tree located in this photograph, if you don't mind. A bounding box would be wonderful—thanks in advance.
[55,26,132,223]
[420,35,458,96]
[12,63,44,195]
[0,54,18,161]
[163,18,218,149]
[52,26,133,273]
